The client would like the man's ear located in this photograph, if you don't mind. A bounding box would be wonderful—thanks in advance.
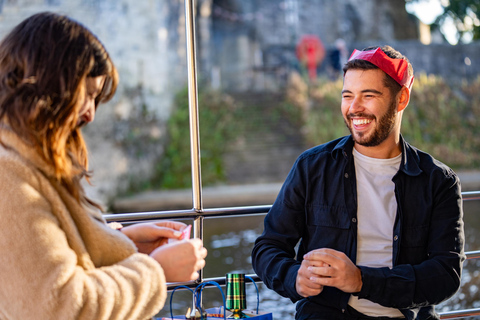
[397,86,410,112]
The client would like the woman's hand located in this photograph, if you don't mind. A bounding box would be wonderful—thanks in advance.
[120,221,188,254]
[150,238,207,282]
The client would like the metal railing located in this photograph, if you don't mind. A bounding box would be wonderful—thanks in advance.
[105,190,480,319]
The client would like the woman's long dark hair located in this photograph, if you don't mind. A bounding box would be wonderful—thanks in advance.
[0,12,118,206]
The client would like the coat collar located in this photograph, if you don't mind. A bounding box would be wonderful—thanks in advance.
[333,134,423,177]
[0,123,57,179]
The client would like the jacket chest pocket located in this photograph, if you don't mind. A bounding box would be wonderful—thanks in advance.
[305,205,351,252]
[399,225,429,264]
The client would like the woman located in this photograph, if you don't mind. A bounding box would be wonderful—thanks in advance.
[0,12,207,320]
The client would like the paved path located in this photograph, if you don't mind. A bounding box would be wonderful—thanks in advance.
[112,170,480,213]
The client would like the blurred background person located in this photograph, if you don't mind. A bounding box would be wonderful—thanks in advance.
[328,38,349,80]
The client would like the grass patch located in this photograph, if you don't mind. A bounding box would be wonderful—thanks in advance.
[294,73,480,170]
[151,86,239,190]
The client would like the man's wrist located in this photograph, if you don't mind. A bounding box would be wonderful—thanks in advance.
[354,266,363,293]
[352,266,364,296]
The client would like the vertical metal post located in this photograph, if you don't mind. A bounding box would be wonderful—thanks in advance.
[184,0,204,286]
[193,215,204,283]
[185,0,203,213]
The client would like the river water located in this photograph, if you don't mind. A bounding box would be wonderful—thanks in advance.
[155,200,480,319]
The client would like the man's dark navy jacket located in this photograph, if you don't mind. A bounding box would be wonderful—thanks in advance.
[252,135,465,320]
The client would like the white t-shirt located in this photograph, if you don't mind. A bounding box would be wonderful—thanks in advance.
[348,148,404,318]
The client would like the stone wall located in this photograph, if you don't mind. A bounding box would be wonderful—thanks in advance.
[0,0,187,205]
[384,41,480,81]
[205,0,421,91]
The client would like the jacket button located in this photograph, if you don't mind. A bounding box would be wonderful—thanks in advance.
[394,235,399,241]
[345,173,349,178]
[352,218,357,223]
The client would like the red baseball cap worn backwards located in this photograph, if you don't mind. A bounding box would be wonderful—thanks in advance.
[348,48,414,91]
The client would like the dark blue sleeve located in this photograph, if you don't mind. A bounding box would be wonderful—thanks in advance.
[251,158,307,302]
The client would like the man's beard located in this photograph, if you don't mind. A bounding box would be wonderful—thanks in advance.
[344,99,397,147]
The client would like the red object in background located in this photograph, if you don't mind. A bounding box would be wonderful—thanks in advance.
[296,35,325,81]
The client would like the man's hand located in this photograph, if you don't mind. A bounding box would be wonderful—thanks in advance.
[303,248,362,293]
[295,258,328,297]
[120,221,187,254]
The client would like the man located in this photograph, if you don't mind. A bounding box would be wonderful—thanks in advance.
[251,45,465,320]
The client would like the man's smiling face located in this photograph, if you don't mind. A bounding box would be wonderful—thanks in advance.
[341,68,398,148]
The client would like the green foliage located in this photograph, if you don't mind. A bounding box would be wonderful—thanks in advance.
[403,73,480,168]
[438,0,480,41]
[296,73,480,170]
[303,77,349,145]
[408,0,480,42]
[152,86,238,190]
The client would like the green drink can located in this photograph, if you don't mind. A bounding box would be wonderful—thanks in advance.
[225,273,247,315]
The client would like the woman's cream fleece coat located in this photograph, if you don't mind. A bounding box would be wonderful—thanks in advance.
[0,126,167,320]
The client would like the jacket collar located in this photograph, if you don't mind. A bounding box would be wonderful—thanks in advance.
[333,134,422,177]
[398,135,422,177]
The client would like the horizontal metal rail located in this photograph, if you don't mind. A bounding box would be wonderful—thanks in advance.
[104,191,479,223]
[164,250,480,289]
[104,205,271,223]
[439,308,480,319]
[463,191,480,201]
[465,250,480,260]
[165,274,261,290]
